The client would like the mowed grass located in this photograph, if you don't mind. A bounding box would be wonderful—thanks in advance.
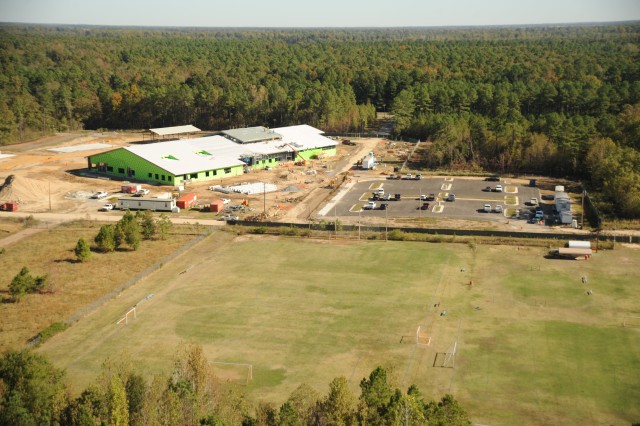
[0,220,206,351]
[37,234,640,425]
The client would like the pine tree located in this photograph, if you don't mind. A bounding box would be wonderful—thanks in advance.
[74,238,91,262]
[95,224,116,252]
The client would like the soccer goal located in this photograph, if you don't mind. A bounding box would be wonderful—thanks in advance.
[623,315,640,328]
[433,341,457,368]
[210,362,253,385]
[416,326,431,346]
[116,306,137,325]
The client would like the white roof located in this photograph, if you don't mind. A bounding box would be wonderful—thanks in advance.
[122,125,336,175]
[148,125,201,136]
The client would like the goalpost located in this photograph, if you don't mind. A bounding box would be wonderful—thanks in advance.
[116,307,137,325]
[416,326,431,346]
[441,341,457,368]
[210,362,253,385]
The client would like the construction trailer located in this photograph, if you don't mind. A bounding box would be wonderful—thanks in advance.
[176,193,197,209]
[568,240,591,249]
[118,197,180,213]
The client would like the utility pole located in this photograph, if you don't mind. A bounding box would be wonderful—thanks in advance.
[581,188,586,229]
[263,182,266,216]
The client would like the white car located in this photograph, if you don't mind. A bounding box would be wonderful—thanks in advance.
[100,203,114,211]
[494,185,503,192]
[494,205,503,213]
[220,214,239,221]
[222,198,231,204]
[364,201,377,210]
[92,191,108,199]
[530,197,538,205]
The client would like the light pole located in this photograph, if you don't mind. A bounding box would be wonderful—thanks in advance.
[358,210,361,240]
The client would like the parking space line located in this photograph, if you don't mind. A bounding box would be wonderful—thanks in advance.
[350,204,364,212]
[505,186,518,193]
[441,183,452,191]
[369,183,383,190]
[432,205,444,213]
[359,192,370,201]
[444,177,454,182]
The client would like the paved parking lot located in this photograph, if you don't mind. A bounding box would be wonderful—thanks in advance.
[328,176,552,225]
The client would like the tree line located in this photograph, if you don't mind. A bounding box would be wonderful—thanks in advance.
[0,24,638,217]
[0,345,471,425]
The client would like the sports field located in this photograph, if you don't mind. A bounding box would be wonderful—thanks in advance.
[38,232,640,425]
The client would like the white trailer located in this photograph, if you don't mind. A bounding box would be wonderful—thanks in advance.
[568,240,591,249]
[118,197,180,212]
[361,152,377,170]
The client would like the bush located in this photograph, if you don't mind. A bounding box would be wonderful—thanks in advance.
[252,226,268,234]
[36,322,70,345]
[387,229,405,241]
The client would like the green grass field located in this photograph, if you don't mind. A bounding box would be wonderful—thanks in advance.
[38,233,640,425]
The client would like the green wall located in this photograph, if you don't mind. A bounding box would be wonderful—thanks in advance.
[88,145,336,184]
[88,149,244,185]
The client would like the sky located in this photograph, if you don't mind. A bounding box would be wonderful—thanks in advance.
[1,0,639,28]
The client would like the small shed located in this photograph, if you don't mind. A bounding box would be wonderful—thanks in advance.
[176,193,197,209]
[210,200,225,213]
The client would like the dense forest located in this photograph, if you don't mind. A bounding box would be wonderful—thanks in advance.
[0,345,471,425]
[0,24,639,217]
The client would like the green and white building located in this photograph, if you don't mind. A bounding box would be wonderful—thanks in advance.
[87,125,337,185]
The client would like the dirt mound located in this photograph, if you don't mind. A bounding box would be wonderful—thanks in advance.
[0,174,73,211]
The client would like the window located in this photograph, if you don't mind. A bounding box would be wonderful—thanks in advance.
[224,168,232,174]
[205,171,210,177]
[148,173,152,178]
[130,170,135,176]
[107,166,114,172]
[155,174,159,179]
[213,170,217,176]
[161,175,165,181]
[118,168,125,174]
[190,173,198,179]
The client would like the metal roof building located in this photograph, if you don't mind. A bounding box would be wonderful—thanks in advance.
[145,125,201,140]
[87,124,337,186]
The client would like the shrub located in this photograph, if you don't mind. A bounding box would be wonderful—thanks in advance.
[387,229,405,241]
[36,322,70,345]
